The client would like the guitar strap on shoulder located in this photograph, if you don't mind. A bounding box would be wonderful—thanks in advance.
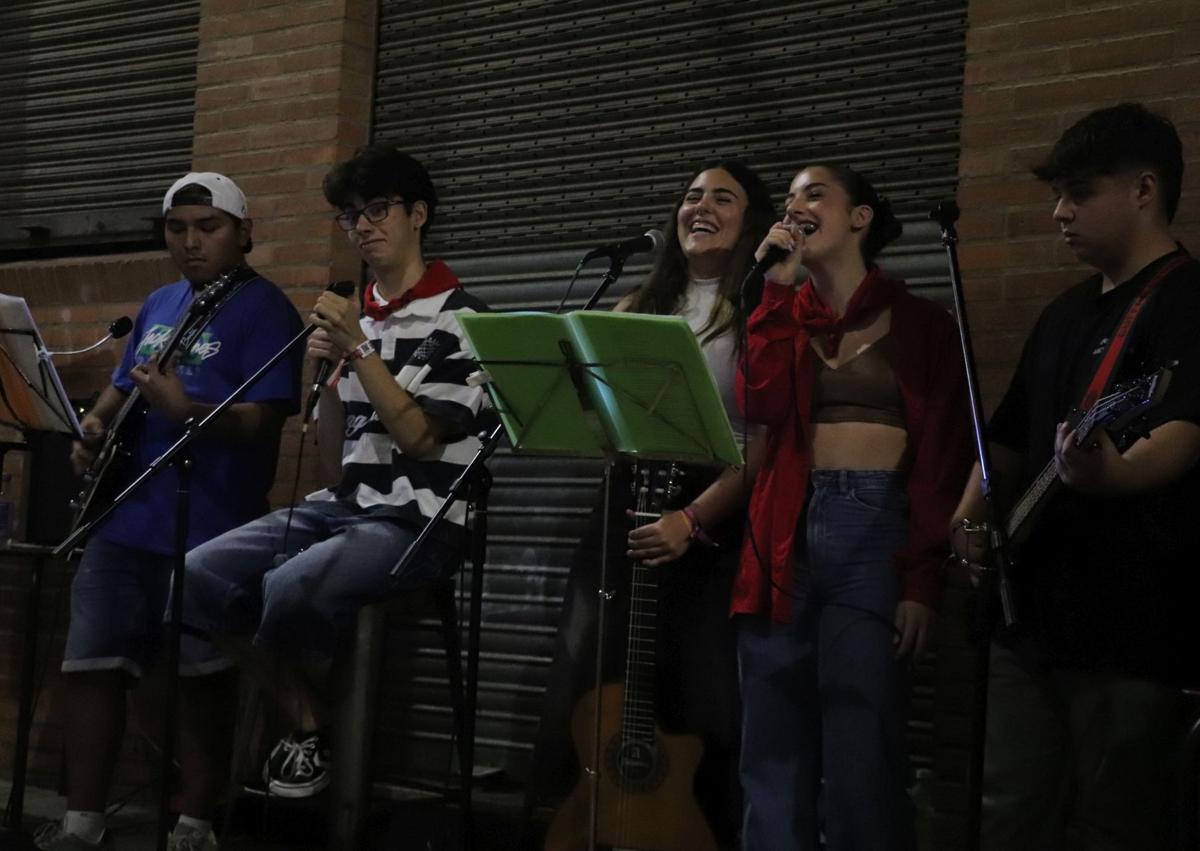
[1077,254,1193,411]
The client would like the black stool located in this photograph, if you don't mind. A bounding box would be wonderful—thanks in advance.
[330,471,489,850]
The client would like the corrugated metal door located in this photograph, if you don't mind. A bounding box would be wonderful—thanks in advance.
[0,0,198,257]
[370,0,967,790]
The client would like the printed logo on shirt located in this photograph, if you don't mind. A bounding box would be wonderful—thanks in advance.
[135,325,223,372]
[345,413,373,437]
[1091,336,1110,356]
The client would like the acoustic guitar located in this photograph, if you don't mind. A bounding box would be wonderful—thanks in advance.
[545,463,719,851]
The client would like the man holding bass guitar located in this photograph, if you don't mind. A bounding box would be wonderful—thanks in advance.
[951,103,1200,851]
[37,173,303,851]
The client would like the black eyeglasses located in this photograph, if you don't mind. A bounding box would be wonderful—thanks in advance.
[334,199,405,232]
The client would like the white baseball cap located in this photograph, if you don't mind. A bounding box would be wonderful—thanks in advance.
[162,172,249,219]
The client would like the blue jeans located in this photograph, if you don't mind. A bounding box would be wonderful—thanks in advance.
[180,500,461,665]
[737,470,915,851]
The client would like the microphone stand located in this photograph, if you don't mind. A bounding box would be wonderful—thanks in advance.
[580,253,628,311]
[930,200,1018,851]
[53,321,316,851]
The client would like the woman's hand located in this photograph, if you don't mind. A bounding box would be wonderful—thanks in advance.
[755,221,806,284]
[894,600,934,659]
[627,509,693,566]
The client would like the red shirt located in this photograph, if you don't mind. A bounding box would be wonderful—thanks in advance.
[733,274,972,621]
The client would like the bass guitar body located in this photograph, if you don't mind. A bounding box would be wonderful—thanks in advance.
[544,682,718,851]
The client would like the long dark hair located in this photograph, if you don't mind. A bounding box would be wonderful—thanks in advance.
[628,159,776,347]
[803,163,903,263]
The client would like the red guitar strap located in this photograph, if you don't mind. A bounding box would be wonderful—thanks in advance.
[1078,255,1191,411]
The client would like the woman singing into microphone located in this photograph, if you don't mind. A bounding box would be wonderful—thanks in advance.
[734,164,971,850]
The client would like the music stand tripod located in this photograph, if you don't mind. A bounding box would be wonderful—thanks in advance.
[0,294,85,850]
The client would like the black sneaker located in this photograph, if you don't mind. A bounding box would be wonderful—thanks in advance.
[262,729,331,798]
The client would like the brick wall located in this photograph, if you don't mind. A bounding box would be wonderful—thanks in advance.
[0,0,378,794]
[957,0,1200,403]
[929,1,1200,847]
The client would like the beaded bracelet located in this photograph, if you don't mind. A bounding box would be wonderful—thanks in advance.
[682,505,716,548]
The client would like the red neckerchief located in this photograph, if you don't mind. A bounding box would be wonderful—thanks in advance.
[363,260,460,320]
[793,265,905,358]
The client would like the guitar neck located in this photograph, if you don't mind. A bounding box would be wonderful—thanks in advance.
[623,558,658,741]
[1004,403,1105,542]
[622,464,672,745]
[1004,458,1058,542]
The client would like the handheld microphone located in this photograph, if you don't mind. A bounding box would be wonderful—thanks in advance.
[303,280,357,423]
[582,229,665,264]
[747,223,816,280]
[47,315,134,357]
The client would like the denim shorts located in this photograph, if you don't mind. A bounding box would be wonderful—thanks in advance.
[62,536,230,678]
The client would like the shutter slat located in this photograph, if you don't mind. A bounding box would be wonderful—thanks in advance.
[0,0,198,251]
[369,0,966,791]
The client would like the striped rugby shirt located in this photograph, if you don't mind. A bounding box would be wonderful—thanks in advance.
[307,277,488,535]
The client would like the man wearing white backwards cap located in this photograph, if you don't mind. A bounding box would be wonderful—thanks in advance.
[35,173,303,851]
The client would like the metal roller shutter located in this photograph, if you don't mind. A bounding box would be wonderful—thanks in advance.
[370,0,967,790]
[0,0,198,257]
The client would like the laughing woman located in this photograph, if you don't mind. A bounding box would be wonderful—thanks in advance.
[535,159,775,845]
[734,164,971,850]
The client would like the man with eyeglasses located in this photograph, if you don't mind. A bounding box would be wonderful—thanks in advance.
[168,146,488,839]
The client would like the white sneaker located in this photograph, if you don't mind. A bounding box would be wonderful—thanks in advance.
[166,823,219,851]
[32,822,106,850]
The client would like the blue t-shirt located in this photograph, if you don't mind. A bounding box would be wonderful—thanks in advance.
[96,274,303,554]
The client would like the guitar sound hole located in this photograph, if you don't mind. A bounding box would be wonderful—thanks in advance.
[605,735,667,794]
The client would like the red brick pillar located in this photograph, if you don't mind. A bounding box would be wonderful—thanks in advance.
[193,0,379,498]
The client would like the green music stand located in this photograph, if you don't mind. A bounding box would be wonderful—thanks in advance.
[456,310,741,467]
[457,310,741,848]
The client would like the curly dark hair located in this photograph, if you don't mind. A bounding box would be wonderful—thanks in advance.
[627,159,776,347]
[323,144,439,241]
[1032,102,1183,222]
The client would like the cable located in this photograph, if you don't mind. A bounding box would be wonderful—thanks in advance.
[736,264,801,604]
[554,258,588,314]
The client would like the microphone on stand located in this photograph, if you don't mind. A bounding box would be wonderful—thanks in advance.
[303,280,357,423]
[581,229,664,264]
[46,316,135,357]
[577,229,665,311]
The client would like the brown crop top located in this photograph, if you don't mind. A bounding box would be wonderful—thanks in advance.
[810,334,906,428]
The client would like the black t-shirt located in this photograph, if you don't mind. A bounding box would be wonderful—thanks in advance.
[990,247,1200,683]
